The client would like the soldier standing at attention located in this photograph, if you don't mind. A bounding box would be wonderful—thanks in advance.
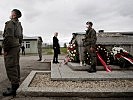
[83,21,97,73]
[2,9,23,97]
[37,36,43,61]
[53,32,60,63]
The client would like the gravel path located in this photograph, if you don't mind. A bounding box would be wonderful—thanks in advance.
[30,73,133,90]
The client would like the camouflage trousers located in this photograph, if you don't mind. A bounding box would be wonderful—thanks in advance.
[38,48,42,60]
[4,46,20,84]
[84,45,97,66]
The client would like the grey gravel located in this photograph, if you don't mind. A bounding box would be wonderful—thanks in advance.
[30,73,133,90]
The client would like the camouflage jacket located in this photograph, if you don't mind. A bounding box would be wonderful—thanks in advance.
[3,19,23,52]
[37,39,42,48]
[83,28,97,47]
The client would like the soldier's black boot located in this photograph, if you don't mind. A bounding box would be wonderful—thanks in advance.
[3,84,19,97]
[88,65,97,73]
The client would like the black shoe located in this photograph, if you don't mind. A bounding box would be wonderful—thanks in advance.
[3,89,16,97]
[55,61,59,63]
[53,61,56,64]
[87,67,97,73]
[37,59,42,61]
[88,69,97,73]
[3,84,19,97]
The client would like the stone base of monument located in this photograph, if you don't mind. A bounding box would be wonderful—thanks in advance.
[68,62,133,71]
[17,61,133,97]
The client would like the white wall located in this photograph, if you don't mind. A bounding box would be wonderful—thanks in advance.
[21,40,38,54]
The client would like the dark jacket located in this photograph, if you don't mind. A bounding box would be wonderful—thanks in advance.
[2,19,23,52]
[53,36,60,54]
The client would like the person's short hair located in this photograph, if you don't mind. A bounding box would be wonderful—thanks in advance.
[86,21,93,26]
[12,9,22,18]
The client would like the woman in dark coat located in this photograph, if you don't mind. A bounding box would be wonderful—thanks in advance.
[53,32,60,63]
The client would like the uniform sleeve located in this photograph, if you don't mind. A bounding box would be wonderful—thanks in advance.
[19,23,23,44]
[90,29,97,47]
[3,21,15,52]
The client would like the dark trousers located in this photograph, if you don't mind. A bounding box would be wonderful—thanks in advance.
[84,45,97,66]
[53,48,58,62]
[38,48,42,60]
[22,50,25,55]
[4,47,20,84]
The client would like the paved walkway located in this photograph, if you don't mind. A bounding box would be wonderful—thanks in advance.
[51,61,133,81]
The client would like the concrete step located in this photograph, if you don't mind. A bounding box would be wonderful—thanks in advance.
[68,62,133,71]
[51,61,133,81]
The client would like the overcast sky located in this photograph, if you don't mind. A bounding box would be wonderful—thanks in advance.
[0,0,133,43]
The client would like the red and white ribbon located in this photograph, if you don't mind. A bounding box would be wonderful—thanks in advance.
[97,53,112,72]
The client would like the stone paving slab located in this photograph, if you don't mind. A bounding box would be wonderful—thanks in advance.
[51,60,133,81]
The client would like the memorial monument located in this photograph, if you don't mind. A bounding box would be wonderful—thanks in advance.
[67,33,133,70]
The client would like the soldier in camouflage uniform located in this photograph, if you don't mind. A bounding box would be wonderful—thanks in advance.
[83,21,97,73]
[2,9,23,97]
[37,36,43,61]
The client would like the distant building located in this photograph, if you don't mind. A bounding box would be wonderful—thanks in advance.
[21,36,38,54]
[0,31,38,54]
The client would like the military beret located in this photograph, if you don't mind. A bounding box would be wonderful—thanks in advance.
[86,21,93,26]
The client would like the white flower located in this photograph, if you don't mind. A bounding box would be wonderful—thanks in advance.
[73,44,76,47]
[73,54,75,56]
[111,53,113,55]
[74,50,76,52]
